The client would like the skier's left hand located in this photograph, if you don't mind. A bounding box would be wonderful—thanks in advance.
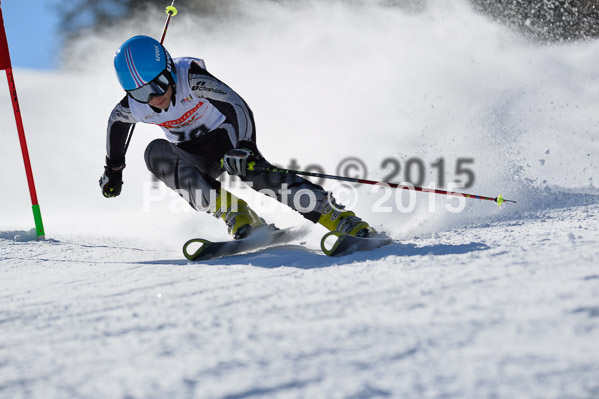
[222,148,254,177]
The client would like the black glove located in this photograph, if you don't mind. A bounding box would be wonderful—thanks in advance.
[99,157,125,198]
[222,148,254,177]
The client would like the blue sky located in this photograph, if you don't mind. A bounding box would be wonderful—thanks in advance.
[1,0,60,70]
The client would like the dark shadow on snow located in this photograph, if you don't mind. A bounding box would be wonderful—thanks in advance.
[142,241,490,269]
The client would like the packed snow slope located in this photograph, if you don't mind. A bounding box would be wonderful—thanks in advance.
[1,1,598,398]
[1,204,598,399]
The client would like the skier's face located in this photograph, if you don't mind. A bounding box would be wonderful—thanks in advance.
[148,85,173,110]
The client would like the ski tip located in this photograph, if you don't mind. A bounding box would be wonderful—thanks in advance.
[183,238,211,261]
[320,231,346,256]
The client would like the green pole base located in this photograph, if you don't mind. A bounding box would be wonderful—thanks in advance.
[32,204,45,240]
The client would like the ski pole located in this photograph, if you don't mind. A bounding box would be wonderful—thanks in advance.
[160,1,178,44]
[248,163,517,207]
[123,1,178,155]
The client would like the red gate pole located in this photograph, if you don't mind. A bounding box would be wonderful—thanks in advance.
[1,2,45,239]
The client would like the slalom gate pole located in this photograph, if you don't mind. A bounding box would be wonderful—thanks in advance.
[1,2,45,238]
[123,0,179,155]
[249,164,517,207]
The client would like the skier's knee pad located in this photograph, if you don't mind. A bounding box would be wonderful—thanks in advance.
[144,139,175,177]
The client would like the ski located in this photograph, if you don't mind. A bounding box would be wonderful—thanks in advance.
[183,225,308,261]
[320,231,393,257]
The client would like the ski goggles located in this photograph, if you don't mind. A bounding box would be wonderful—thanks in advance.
[126,71,171,104]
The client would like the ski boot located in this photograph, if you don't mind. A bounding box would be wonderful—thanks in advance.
[318,200,375,238]
[212,188,266,239]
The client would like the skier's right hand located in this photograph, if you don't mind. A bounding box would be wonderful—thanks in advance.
[100,157,125,198]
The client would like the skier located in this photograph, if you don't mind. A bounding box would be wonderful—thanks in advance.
[100,35,374,240]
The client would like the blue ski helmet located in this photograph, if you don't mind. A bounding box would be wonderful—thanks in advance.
[114,35,177,103]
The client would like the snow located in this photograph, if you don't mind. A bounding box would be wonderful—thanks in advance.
[1,1,599,398]
[2,204,598,398]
